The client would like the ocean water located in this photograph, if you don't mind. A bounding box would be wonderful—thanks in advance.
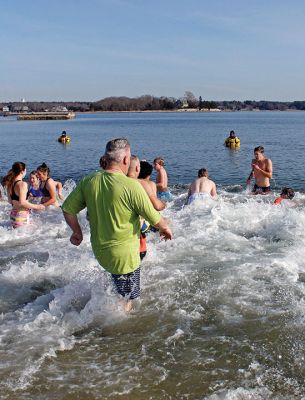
[1,112,305,399]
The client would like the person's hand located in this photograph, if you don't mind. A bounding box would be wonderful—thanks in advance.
[159,227,173,241]
[36,204,46,211]
[252,163,260,171]
[70,231,83,246]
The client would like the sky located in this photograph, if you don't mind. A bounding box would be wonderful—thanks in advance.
[1,0,305,101]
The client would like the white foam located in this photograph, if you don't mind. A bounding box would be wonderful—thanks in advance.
[1,187,305,394]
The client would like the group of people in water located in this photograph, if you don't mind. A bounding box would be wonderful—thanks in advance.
[0,135,296,310]
[1,162,64,228]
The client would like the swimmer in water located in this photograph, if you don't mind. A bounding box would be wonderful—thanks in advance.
[28,171,44,199]
[153,157,172,202]
[247,146,273,195]
[187,168,217,205]
[36,163,63,206]
[2,162,45,228]
[274,187,295,205]
[128,156,166,260]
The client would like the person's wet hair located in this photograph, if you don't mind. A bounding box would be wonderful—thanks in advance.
[281,187,295,200]
[254,146,264,153]
[30,170,39,178]
[138,161,153,179]
[198,168,208,178]
[153,157,165,167]
[2,162,26,189]
[230,130,235,136]
[37,162,50,176]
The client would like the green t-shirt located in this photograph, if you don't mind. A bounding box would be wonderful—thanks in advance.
[62,171,161,274]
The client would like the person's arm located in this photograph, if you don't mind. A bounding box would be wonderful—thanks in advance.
[247,160,255,184]
[42,179,57,206]
[156,169,167,192]
[18,182,45,210]
[139,180,165,210]
[55,181,64,200]
[146,183,166,210]
[187,184,192,200]
[210,183,217,199]
[154,216,172,240]
[252,159,272,178]
[63,212,83,245]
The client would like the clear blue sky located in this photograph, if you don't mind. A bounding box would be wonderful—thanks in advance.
[1,0,305,101]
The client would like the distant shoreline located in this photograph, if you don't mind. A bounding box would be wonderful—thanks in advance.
[78,109,305,113]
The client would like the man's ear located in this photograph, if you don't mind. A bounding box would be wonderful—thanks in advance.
[123,155,130,167]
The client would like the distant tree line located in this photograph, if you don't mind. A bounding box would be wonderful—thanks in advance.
[2,93,305,112]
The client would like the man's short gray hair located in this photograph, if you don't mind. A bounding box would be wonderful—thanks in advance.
[104,138,130,164]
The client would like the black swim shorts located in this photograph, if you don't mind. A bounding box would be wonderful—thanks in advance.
[252,184,271,194]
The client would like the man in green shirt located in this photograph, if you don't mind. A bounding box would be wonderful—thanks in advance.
[62,138,172,310]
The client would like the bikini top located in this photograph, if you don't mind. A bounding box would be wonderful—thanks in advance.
[11,180,29,201]
[39,177,51,197]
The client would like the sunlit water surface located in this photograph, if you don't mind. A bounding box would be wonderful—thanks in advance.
[1,112,305,399]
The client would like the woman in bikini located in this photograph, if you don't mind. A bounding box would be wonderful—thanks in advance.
[36,163,60,206]
[2,162,45,228]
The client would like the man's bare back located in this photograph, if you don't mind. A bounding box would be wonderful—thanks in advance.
[188,177,217,199]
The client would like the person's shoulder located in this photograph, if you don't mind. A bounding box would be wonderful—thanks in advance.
[125,176,143,189]
[147,180,156,189]
[18,180,28,189]
[78,170,103,187]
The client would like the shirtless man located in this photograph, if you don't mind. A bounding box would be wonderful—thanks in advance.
[128,156,166,260]
[138,161,165,211]
[153,157,172,202]
[247,146,272,194]
[187,168,217,205]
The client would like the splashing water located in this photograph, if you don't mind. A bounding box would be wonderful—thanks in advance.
[1,184,305,399]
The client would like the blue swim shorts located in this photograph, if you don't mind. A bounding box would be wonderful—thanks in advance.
[157,191,173,202]
[112,266,141,300]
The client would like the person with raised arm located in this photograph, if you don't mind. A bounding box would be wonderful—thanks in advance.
[153,157,172,202]
[247,146,273,194]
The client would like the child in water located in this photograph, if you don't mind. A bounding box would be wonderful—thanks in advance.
[153,157,172,202]
[28,170,64,203]
[274,187,295,205]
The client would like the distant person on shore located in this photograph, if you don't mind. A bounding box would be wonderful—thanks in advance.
[2,162,45,228]
[246,146,273,194]
[274,187,295,205]
[187,168,217,205]
[62,138,172,312]
[224,130,240,148]
[36,163,63,206]
[153,157,172,202]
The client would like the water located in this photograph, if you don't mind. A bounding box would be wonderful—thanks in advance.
[1,112,305,399]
